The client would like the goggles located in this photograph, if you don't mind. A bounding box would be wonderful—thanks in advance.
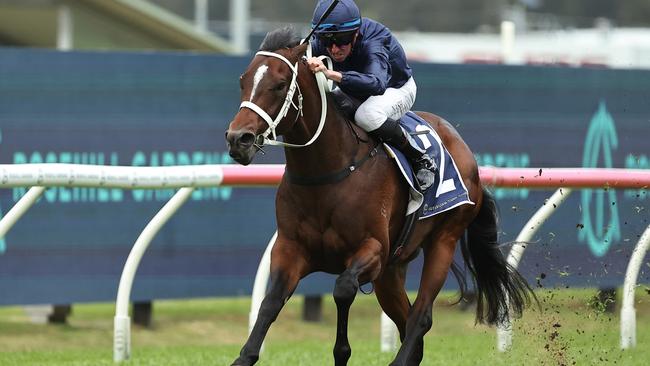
[318,31,356,48]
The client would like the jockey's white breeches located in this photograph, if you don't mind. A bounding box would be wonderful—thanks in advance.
[354,77,417,132]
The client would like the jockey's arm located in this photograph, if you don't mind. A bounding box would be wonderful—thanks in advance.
[306,51,390,97]
[338,50,390,96]
[306,57,342,83]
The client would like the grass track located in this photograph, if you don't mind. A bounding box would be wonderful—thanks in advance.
[1,288,649,365]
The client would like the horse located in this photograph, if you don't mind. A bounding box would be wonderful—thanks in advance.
[225,27,533,366]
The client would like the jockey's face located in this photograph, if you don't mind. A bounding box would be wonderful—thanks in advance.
[322,31,357,62]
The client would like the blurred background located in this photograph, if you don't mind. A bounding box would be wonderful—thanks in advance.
[0,1,648,365]
[1,0,650,67]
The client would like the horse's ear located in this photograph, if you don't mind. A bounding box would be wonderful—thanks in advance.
[290,43,310,61]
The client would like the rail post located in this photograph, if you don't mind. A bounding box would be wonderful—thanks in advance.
[0,186,46,239]
[248,230,277,354]
[620,224,650,349]
[497,187,572,351]
[113,187,195,362]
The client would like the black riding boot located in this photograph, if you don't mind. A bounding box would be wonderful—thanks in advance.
[369,119,437,190]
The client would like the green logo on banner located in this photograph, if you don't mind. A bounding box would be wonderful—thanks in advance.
[579,101,621,257]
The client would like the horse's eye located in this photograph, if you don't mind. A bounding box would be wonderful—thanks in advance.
[272,82,286,91]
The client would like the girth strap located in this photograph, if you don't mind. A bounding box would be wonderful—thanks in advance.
[286,146,379,186]
[389,207,420,264]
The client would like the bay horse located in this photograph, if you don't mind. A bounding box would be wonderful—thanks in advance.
[225,27,533,366]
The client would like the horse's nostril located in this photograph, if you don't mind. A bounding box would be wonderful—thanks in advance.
[239,132,255,147]
[224,130,231,146]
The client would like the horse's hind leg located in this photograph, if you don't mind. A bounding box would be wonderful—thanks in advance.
[232,241,308,366]
[390,226,464,366]
[332,241,383,366]
[374,263,410,341]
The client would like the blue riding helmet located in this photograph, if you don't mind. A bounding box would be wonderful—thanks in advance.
[311,0,361,34]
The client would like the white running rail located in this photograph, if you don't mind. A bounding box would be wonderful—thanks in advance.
[2,164,649,361]
[0,163,280,363]
[620,225,650,349]
[0,164,225,189]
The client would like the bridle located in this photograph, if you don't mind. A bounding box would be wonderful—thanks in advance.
[238,44,331,148]
[238,43,379,186]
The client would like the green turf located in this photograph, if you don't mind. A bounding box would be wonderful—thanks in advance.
[0,288,649,365]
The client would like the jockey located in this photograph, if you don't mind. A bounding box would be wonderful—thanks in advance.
[306,0,437,190]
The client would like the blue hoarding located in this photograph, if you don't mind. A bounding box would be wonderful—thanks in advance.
[0,48,648,305]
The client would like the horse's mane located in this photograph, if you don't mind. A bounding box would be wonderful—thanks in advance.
[259,26,302,51]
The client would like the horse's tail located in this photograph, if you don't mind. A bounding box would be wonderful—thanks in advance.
[459,188,534,325]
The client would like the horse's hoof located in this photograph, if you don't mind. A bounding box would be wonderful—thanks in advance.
[231,356,257,366]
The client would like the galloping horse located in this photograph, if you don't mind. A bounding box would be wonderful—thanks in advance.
[225,27,533,366]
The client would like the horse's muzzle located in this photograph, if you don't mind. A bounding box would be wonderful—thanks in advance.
[225,129,257,165]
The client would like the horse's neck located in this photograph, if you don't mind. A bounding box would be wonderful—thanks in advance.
[283,79,360,177]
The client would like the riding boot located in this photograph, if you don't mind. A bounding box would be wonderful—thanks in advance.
[369,119,438,190]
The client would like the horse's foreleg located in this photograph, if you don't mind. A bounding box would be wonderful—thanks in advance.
[332,241,382,366]
[232,243,307,366]
[332,267,359,366]
[390,234,458,366]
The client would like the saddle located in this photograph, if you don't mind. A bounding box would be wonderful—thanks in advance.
[329,88,473,262]
[330,87,363,121]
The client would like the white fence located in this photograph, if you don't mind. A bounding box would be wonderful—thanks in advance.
[0,164,649,362]
[0,163,280,362]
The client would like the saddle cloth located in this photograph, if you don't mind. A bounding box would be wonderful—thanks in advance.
[383,112,474,219]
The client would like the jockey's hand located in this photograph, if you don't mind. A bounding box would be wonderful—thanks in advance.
[306,57,327,74]
[306,57,342,83]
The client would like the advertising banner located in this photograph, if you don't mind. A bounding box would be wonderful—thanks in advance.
[0,49,647,305]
